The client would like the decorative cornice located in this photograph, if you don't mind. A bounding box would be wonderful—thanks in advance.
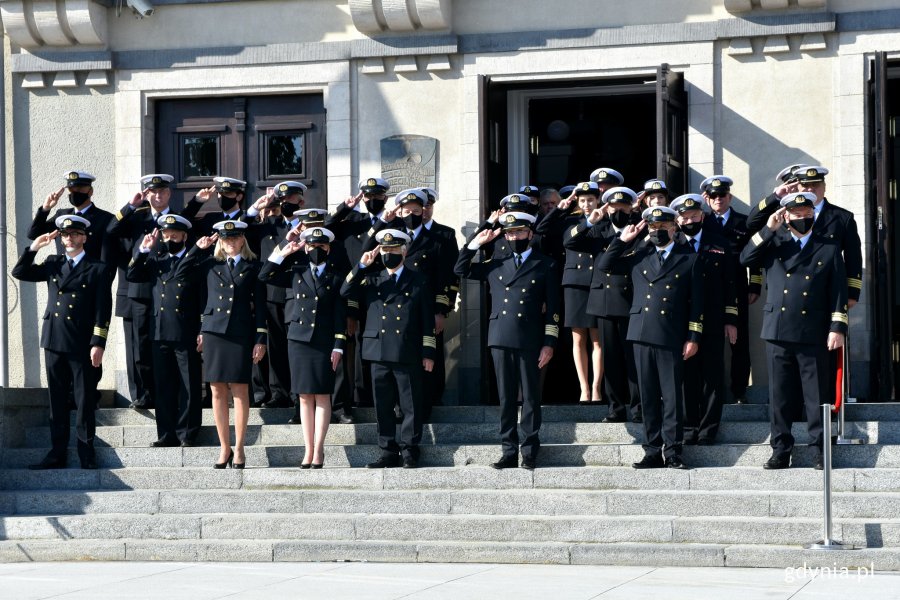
[725,0,826,13]
[349,0,452,34]
[0,0,107,48]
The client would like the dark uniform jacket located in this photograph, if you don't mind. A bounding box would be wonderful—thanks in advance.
[258,256,348,350]
[681,229,738,334]
[28,203,116,266]
[125,249,203,345]
[455,246,561,351]
[180,197,245,238]
[740,227,849,345]
[597,238,704,350]
[567,220,641,318]
[535,206,581,266]
[704,208,762,296]
[560,214,604,288]
[340,265,436,365]
[179,245,268,345]
[107,203,175,306]
[426,220,461,309]
[326,205,380,319]
[13,250,112,353]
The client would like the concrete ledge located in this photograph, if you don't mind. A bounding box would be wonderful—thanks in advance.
[0,540,125,562]
[571,542,725,567]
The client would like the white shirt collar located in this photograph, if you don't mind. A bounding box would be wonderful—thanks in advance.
[424,220,434,231]
[515,247,533,263]
[171,248,187,259]
[409,224,424,239]
[226,255,242,265]
[224,209,241,220]
[715,208,731,224]
[67,250,86,266]
[687,230,704,246]
[814,199,825,220]
[656,241,675,257]
[388,265,404,279]
[791,232,811,249]
[152,207,170,219]
[75,203,94,216]
[311,262,326,277]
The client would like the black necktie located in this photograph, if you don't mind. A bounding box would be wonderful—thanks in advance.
[227,258,235,271]
[63,258,74,276]
[372,217,378,227]
[312,266,319,279]
[391,272,398,284]
[795,239,802,253]
[515,254,522,269]
[691,239,699,253]
[717,216,724,227]
[658,251,666,265]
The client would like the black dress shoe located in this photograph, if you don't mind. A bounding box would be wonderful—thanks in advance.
[180,439,196,448]
[763,454,790,470]
[814,454,824,471]
[150,439,180,448]
[250,398,267,408]
[366,455,400,469]
[734,397,747,405]
[129,401,149,410]
[601,415,626,423]
[520,458,536,470]
[697,438,714,446]
[490,455,518,470]
[287,414,301,425]
[632,414,643,424]
[80,459,98,470]
[632,454,665,469]
[263,397,291,409]
[337,413,354,425]
[402,456,418,469]
[665,455,688,470]
[28,455,66,470]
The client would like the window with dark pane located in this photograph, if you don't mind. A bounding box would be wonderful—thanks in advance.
[181,135,219,178]
[265,132,305,178]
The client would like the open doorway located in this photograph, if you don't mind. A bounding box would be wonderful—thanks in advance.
[480,67,688,405]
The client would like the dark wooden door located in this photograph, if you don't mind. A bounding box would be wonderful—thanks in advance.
[656,63,688,196]
[155,94,327,211]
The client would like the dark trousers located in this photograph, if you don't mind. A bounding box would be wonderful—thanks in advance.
[331,335,354,416]
[730,294,751,398]
[152,341,202,444]
[44,349,96,463]
[683,330,726,442]
[371,361,423,459]
[766,341,829,457]
[598,316,640,419]
[633,342,684,459]
[491,347,542,461]
[421,330,446,421]
[253,301,292,404]
[353,317,374,407]
[123,299,154,406]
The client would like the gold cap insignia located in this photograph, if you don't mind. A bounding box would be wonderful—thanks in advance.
[384,233,394,242]
[613,192,624,200]
[406,193,417,201]
[524,186,534,192]
[685,199,695,207]
[313,228,322,237]
[367,178,377,187]
[598,170,607,179]
[652,209,662,217]
[505,214,516,223]
[222,181,231,188]
[712,179,721,187]
[581,183,590,191]
[806,168,817,177]
[279,184,288,192]
[795,198,804,205]
[224,222,235,230]
[152,176,162,184]
[63,218,73,228]
[308,210,319,218]
[165,215,176,224]
[67,172,78,180]
[651,182,662,190]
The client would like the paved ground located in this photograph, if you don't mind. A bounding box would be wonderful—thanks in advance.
[0,562,898,599]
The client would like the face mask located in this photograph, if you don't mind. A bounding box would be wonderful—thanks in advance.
[510,237,531,254]
[219,195,239,212]
[365,198,386,215]
[609,210,630,228]
[280,202,298,218]
[164,239,185,255]
[522,203,539,216]
[402,213,423,230]
[789,217,814,235]
[68,191,90,207]
[648,229,671,247]
[381,252,403,269]
[308,247,327,265]
[680,221,702,236]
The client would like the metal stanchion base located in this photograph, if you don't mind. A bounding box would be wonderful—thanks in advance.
[836,437,865,445]
[804,540,860,551]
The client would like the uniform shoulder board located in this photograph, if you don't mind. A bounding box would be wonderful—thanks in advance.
[135,206,151,212]
[624,251,636,257]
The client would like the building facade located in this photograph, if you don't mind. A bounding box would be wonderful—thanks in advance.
[1,0,896,403]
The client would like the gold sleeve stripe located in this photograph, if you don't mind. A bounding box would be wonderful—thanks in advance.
[423,336,437,348]
[749,275,763,284]
[832,312,849,324]
[689,322,704,333]
[334,334,347,340]
[570,226,580,237]
[436,295,450,305]
[757,198,768,211]
[347,300,360,308]
[847,278,863,289]
[256,328,269,334]
[345,272,354,283]
[92,327,108,338]
[449,285,460,291]
[115,211,124,221]
[750,232,764,247]
[725,307,739,315]
[545,325,560,337]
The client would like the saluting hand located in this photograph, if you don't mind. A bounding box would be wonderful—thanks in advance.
[381,205,398,222]
[767,207,787,232]
[472,227,501,248]
[140,228,159,252]
[252,343,267,364]
[774,181,799,199]
[345,191,364,209]
[42,186,66,212]
[619,220,646,243]
[130,189,148,207]
[359,246,380,268]
[196,186,216,203]
[487,210,501,224]
[280,240,304,257]
[195,233,218,250]
[588,208,605,225]
[251,193,272,212]
[30,230,60,252]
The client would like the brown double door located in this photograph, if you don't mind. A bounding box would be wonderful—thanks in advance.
[155,94,327,211]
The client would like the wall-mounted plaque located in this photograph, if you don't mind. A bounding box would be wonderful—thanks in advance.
[381,135,438,191]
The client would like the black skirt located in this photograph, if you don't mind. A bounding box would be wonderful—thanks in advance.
[563,286,597,328]
[203,332,253,384]
[288,340,335,395]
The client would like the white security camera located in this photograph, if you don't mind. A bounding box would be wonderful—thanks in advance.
[127,0,154,17]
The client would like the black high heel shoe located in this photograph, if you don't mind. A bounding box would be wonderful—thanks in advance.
[233,450,245,470]
[300,463,312,469]
[214,450,234,470]
[311,461,324,470]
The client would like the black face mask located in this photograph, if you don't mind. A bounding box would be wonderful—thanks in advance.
[280,202,299,218]
[789,217,814,235]
[402,213,423,231]
[648,229,671,247]
[219,194,240,213]
[381,252,403,270]
[521,203,540,216]
[164,239,185,255]
[680,221,702,236]
[68,191,90,207]
[510,237,531,254]
[308,247,327,265]
[365,198,386,215]
[609,210,631,229]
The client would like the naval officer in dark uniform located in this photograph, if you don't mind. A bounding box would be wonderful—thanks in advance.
[456,212,561,470]
[341,229,436,469]
[180,176,247,238]
[126,214,204,447]
[598,206,704,470]
[740,192,849,470]
[671,194,737,444]
[13,215,112,469]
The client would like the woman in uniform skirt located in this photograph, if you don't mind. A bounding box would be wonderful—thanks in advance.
[259,226,347,468]
[181,220,267,469]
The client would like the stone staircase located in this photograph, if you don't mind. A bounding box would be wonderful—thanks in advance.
[1,402,900,568]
